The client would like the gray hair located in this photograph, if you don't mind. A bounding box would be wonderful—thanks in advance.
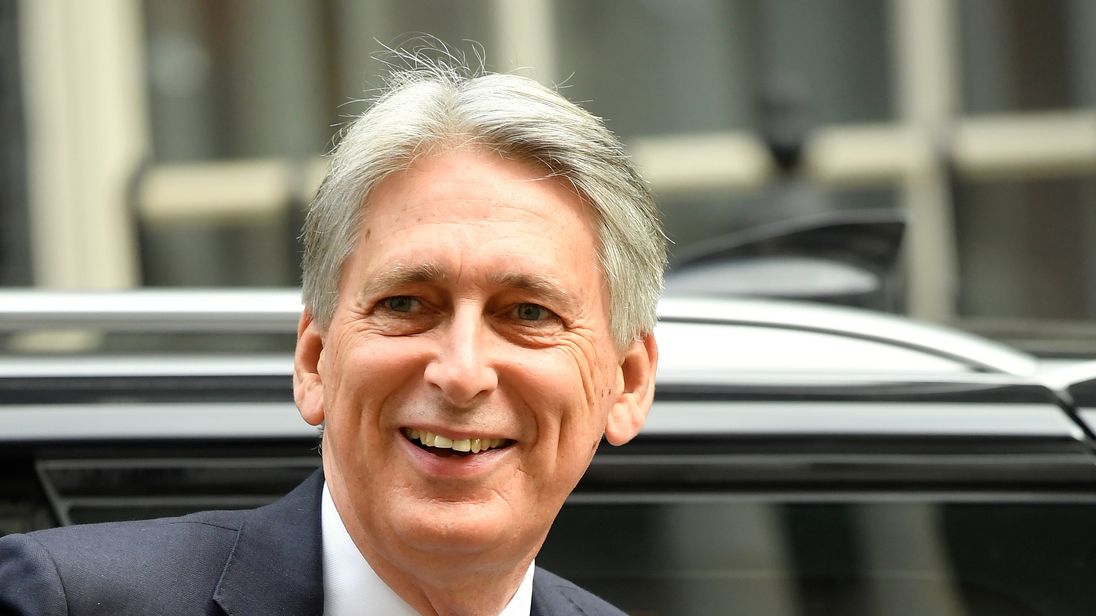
[301,54,666,348]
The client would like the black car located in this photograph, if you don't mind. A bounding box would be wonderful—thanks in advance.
[3,290,1096,616]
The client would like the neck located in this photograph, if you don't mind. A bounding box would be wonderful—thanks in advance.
[324,469,537,616]
[366,550,533,616]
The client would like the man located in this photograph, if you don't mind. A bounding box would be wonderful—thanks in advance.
[0,53,666,615]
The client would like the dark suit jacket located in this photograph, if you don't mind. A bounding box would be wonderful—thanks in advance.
[0,471,624,616]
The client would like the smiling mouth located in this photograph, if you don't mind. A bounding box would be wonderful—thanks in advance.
[401,428,514,458]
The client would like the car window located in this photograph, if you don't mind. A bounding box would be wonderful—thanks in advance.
[541,498,1096,616]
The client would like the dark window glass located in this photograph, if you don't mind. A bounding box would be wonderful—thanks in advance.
[954,176,1096,321]
[554,0,893,140]
[541,499,1096,616]
[959,0,1096,113]
[141,0,497,163]
[0,0,30,286]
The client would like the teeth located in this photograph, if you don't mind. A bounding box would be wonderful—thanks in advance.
[403,429,508,453]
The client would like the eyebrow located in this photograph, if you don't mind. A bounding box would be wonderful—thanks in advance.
[357,263,448,301]
[356,264,578,312]
[489,272,578,313]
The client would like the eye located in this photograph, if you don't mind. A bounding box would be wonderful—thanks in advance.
[513,303,552,322]
[381,296,419,313]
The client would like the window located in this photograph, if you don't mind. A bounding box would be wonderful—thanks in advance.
[9,1,1096,355]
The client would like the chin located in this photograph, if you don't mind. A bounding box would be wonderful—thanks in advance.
[388,498,545,562]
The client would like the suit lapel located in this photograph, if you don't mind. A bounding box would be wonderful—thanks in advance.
[532,568,574,616]
[531,567,625,616]
[213,469,325,616]
[531,570,551,616]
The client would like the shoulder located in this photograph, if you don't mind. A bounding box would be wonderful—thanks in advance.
[8,507,244,566]
[531,567,627,616]
[0,509,245,615]
[0,471,325,615]
[0,531,66,615]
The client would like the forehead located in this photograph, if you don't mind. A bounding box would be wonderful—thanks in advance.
[348,148,606,295]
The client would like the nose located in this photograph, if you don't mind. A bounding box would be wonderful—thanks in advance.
[423,307,498,408]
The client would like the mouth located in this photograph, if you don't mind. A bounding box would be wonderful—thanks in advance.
[401,428,515,458]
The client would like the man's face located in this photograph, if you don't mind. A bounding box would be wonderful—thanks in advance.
[294,148,656,576]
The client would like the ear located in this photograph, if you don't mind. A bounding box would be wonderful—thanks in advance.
[293,308,326,426]
[604,333,658,446]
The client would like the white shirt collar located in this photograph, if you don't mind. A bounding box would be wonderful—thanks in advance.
[321,481,535,616]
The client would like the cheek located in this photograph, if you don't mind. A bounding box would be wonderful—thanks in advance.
[519,342,615,447]
[560,335,620,412]
[321,333,432,425]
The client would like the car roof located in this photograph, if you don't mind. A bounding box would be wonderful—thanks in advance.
[658,296,1038,376]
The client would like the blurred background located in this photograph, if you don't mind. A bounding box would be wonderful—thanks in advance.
[3,0,1096,355]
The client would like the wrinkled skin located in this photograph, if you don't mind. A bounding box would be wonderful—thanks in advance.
[294,148,657,615]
